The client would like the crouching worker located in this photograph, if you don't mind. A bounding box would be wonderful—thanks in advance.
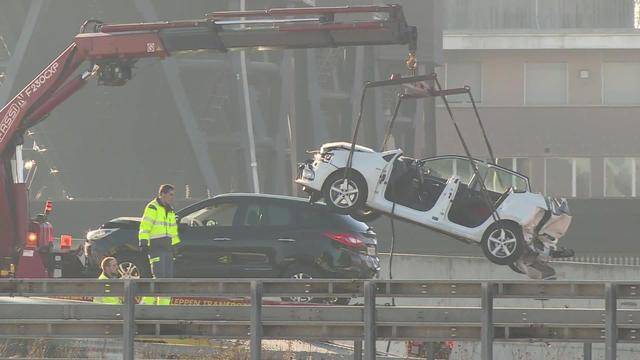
[93,257,122,304]
[139,184,181,305]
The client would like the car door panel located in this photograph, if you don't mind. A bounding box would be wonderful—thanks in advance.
[225,201,300,277]
[174,226,227,277]
[173,201,241,278]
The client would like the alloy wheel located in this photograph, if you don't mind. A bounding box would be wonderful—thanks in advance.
[118,262,141,279]
[329,178,359,209]
[487,228,518,259]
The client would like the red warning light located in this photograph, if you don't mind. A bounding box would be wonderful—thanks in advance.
[26,232,38,249]
[44,200,53,215]
[60,235,72,249]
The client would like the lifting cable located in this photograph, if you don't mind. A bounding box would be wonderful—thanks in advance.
[433,77,500,224]
[385,201,397,353]
[381,94,404,151]
[468,91,495,163]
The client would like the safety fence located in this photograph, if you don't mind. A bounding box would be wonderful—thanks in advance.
[0,279,639,360]
[553,256,640,266]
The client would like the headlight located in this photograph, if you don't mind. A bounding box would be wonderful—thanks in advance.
[86,228,116,240]
[302,167,315,180]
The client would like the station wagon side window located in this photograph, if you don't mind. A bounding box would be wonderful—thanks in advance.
[180,202,240,227]
[297,205,327,227]
[241,203,294,226]
[265,204,294,226]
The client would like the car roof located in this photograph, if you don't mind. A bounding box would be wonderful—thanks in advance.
[212,193,311,203]
[177,193,317,216]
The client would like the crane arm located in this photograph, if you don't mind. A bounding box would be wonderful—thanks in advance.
[0,4,417,267]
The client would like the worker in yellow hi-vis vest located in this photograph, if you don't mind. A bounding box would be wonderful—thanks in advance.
[139,184,181,305]
[93,257,122,304]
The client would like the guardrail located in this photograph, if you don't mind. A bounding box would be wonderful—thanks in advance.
[0,279,638,360]
[554,256,640,266]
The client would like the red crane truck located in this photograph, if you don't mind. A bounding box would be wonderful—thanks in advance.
[0,5,417,278]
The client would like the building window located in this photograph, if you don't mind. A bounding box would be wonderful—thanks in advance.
[496,158,532,178]
[603,63,640,104]
[524,63,567,105]
[604,157,635,197]
[544,158,591,198]
[443,62,482,103]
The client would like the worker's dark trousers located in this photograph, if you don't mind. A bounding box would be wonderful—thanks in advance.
[149,237,174,278]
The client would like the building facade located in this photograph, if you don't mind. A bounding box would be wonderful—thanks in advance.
[433,0,638,199]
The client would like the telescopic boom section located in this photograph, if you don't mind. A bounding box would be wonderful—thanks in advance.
[0,4,415,155]
[0,5,416,269]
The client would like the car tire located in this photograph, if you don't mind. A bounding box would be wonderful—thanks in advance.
[481,221,525,266]
[280,265,350,305]
[115,252,151,279]
[350,207,382,223]
[323,169,367,215]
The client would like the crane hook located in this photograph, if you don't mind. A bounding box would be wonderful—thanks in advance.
[405,51,417,76]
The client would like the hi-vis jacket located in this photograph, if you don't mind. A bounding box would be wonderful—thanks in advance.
[93,273,122,304]
[138,198,181,247]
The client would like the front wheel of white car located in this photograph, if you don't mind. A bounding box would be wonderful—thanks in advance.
[481,222,525,265]
[323,170,367,215]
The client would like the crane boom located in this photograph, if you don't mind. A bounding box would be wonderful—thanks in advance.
[0,5,417,277]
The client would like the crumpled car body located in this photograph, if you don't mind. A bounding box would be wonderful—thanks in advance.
[296,142,573,274]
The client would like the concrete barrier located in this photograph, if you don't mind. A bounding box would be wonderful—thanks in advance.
[378,253,640,281]
[374,253,640,309]
[373,253,640,359]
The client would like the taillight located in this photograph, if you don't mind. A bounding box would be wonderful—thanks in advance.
[27,222,54,249]
[25,232,38,249]
[314,152,333,163]
[321,152,333,162]
[323,231,365,249]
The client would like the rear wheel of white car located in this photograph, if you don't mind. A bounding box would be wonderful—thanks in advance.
[481,222,525,265]
[351,207,382,223]
[323,170,367,215]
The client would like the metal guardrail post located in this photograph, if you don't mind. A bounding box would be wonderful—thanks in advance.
[481,282,493,360]
[605,283,617,360]
[123,280,136,360]
[354,340,362,360]
[251,281,263,360]
[364,281,376,360]
[583,343,592,360]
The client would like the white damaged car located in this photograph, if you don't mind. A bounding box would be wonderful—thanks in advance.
[296,142,573,275]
